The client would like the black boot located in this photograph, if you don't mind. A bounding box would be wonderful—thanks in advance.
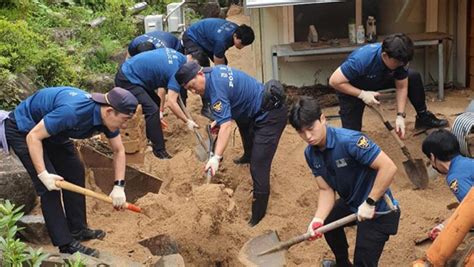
[71,228,106,242]
[233,154,251,164]
[153,148,172,159]
[248,193,269,227]
[415,111,448,129]
[59,240,100,258]
[201,99,214,120]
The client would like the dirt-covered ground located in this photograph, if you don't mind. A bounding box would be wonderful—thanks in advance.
[29,5,474,266]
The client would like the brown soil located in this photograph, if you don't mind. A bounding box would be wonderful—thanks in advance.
[33,6,474,267]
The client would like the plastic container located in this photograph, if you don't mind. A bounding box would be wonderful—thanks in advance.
[348,23,356,44]
[356,25,365,44]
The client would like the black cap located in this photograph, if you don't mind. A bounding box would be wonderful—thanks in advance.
[91,87,138,116]
[175,61,202,86]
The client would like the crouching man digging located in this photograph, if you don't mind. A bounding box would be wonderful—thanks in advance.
[4,86,138,257]
[175,61,287,226]
[289,96,400,266]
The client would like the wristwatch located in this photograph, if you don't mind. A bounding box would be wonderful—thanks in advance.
[114,180,126,187]
[396,112,406,118]
[366,197,376,206]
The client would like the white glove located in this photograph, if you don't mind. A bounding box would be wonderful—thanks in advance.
[358,90,380,105]
[160,110,164,119]
[109,185,126,209]
[186,119,199,131]
[357,200,375,221]
[429,223,444,240]
[395,115,405,138]
[37,170,63,191]
[205,154,222,176]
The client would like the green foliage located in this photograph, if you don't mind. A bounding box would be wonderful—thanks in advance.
[65,252,86,267]
[35,46,79,87]
[0,200,49,267]
[0,69,22,110]
[85,38,120,74]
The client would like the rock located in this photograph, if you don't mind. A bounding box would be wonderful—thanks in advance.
[153,254,185,267]
[51,28,76,45]
[199,2,221,18]
[17,215,50,245]
[81,74,114,93]
[0,154,36,214]
[109,50,128,65]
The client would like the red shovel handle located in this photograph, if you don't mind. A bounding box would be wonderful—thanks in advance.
[125,203,142,213]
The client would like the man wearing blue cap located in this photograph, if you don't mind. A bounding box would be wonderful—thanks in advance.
[115,48,208,159]
[175,61,287,226]
[289,96,400,267]
[4,86,138,257]
[127,30,184,57]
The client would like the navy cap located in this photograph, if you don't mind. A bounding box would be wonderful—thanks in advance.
[91,87,138,116]
[175,61,202,86]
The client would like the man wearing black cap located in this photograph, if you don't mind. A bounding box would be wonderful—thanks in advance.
[175,62,287,226]
[4,86,138,257]
[115,48,208,159]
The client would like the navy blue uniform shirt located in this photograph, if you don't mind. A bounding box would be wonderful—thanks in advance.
[13,87,118,141]
[340,43,408,91]
[446,155,474,202]
[186,18,237,58]
[204,66,264,125]
[304,126,396,213]
[128,31,182,55]
[121,48,186,93]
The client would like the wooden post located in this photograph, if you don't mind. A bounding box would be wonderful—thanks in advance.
[355,0,362,27]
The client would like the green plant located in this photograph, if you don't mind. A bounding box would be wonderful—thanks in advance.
[0,200,49,267]
[35,46,79,87]
[65,252,86,267]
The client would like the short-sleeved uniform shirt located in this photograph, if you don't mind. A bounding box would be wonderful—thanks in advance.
[128,31,183,56]
[13,87,118,142]
[204,66,264,125]
[340,43,408,91]
[121,48,186,93]
[304,126,396,213]
[186,18,237,58]
[446,155,474,202]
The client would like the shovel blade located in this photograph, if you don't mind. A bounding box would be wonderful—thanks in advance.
[195,144,208,162]
[139,234,179,256]
[238,230,286,267]
[403,159,429,189]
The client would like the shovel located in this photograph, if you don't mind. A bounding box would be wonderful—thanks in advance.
[55,180,141,213]
[177,96,208,162]
[367,105,429,189]
[238,214,357,266]
[238,195,397,266]
[204,124,217,184]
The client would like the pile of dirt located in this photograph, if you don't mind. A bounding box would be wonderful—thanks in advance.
[284,83,339,108]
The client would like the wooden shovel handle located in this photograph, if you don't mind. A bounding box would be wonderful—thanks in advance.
[367,105,414,160]
[55,180,141,213]
[178,95,209,151]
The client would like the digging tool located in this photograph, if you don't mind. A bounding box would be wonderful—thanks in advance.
[239,194,397,266]
[177,96,208,162]
[204,124,217,184]
[56,180,141,213]
[367,105,429,189]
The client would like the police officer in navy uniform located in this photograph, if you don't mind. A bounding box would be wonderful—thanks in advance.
[182,18,255,119]
[422,129,474,240]
[175,61,287,226]
[115,48,208,159]
[289,96,400,267]
[4,87,138,257]
[329,33,447,138]
[127,30,184,57]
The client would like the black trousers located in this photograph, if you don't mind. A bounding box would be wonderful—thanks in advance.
[115,68,166,152]
[323,198,400,267]
[338,69,428,131]
[5,117,87,247]
[235,105,287,194]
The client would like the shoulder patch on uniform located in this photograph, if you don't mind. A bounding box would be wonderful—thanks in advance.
[449,179,459,193]
[212,101,222,112]
[356,136,370,149]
